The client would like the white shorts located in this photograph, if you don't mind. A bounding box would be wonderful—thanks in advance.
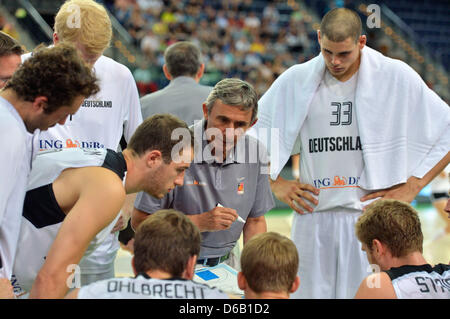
[290,210,370,299]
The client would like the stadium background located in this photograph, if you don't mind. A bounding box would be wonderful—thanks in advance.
[1,0,448,276]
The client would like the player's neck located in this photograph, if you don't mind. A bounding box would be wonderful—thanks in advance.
[388,251,428,269]
[145,269,175,279]
[245,290,290,299]
[122,149,140,194]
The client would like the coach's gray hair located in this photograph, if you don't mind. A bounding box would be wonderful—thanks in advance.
[205,78,258,122]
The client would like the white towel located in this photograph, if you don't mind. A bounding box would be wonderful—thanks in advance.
[248,46,450,190]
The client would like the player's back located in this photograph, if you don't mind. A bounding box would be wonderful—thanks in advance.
[386,264,450,299]
[77,274,229,299]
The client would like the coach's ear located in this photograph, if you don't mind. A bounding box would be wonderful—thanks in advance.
[202,103,208,121]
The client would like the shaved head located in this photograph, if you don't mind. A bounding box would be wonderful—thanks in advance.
[320,8,363,43]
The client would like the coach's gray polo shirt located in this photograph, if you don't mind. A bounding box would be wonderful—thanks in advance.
[135,120,274,258]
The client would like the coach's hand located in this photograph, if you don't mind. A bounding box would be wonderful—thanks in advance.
[190,207,238,232]
[270,176,319,214]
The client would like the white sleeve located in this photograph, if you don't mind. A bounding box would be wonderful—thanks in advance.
[122,70,143,143]
[0,124,26,226]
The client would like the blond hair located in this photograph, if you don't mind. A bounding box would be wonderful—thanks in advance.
[355,199,423,257]
[240,232,299,293]
[54,0,112,56]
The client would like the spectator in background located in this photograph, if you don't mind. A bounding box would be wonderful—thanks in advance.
[140,41,212,125]
[0,31,23,89]
[109,1,317,97]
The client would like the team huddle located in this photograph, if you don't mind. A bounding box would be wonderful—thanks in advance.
[0,0,449,300]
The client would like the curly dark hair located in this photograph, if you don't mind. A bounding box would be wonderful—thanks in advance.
[5,43,99,113]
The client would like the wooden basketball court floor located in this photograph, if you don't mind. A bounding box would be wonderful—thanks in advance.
[114,203,450,279]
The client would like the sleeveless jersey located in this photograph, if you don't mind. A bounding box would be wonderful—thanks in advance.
[386,264,450,299]
[23,52,143,276]
[12,148,127,293]
[78,273,228,299]
[295,70,369,212]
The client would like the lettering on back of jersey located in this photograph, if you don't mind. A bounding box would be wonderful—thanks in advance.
[105,280,207,299]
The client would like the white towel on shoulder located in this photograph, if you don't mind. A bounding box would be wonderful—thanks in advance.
[248,46,450,190]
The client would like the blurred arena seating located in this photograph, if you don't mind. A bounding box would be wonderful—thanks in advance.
[1,0,448,103]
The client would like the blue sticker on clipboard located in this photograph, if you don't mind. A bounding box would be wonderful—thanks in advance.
[196,270,219,281]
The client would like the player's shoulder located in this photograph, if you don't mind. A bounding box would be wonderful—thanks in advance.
[369,46,420,79]
[0,113,25,136]
[188,279,230,299]
[80,165,125,189]
[94,55,134,79]
[354,271,397,299]
[75,277,116,299]
[0,114,27,149]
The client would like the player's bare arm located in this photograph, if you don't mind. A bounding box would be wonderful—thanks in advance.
[361,152,450,204]
[354,272,397,299]
[29,167,126,298]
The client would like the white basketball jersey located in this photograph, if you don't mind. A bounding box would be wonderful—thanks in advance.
[295,70,369,212]
[386,264,450,299]
[78,274,229,299]
[22,52,143,275]
[12,148,126,293]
